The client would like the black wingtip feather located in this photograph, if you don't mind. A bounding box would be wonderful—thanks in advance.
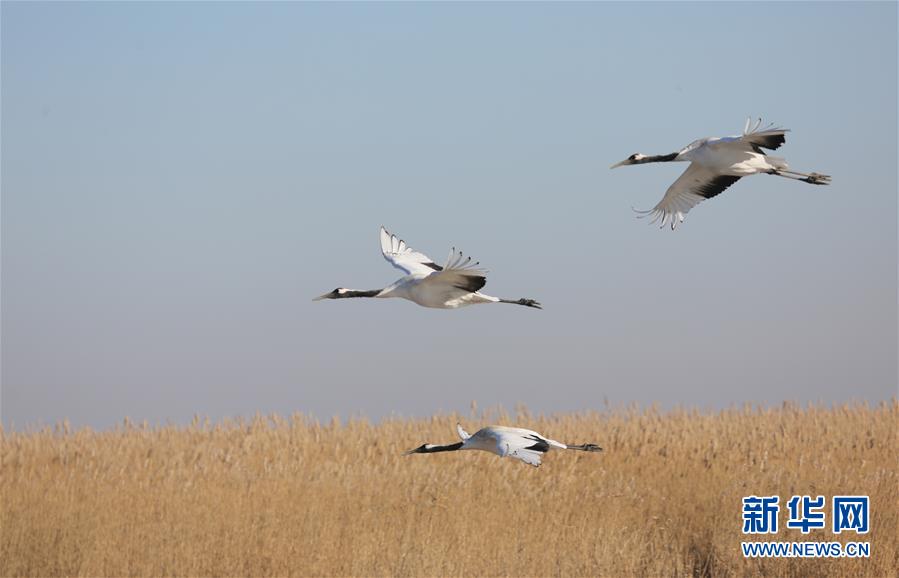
[696,175,741,199]
[525,434,551,453]
[452,275,487,293]
[752,133,786,151]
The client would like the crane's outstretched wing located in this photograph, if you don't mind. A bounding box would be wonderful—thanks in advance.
[414,247,489,300]
[738,117,788,152]
[502,431,555,467]
[503,427,567,449]
[635,163,741,230]
[509,447,544,467]
[380,226,443,276]
[507,434,550,467]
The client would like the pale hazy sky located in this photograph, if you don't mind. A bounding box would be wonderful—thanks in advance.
[2,2,896,429]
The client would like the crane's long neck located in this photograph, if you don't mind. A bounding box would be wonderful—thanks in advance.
[337,289,382,298]
[638,152,679,164]
[565,443,603,452]
[418,442,464,453]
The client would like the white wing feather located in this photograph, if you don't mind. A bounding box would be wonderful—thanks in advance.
[492,427,559,468]
[508,448,543,467]
[634,163,723,230]
[442,248,487,274]
[413,246,489,297]
[379,227,442,276]
[737,117,788,150]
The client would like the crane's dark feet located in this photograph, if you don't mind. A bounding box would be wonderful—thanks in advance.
[804,172,831,185]
[499,297,542,309]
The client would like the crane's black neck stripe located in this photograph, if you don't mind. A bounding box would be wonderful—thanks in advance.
[420,442,463,453]
[642,152,679,163]
[340,289,381,298]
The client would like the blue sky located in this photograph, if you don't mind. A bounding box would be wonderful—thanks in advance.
[2,2,896,429]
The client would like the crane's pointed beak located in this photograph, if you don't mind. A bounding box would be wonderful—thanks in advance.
[312,292,331,301]
[610,159,630,169]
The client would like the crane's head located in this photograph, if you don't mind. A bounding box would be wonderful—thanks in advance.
[313,287,349,301]
[610,153,648,168]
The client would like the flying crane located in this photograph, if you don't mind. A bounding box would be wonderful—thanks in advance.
[405,424,602,467]
[314,227,541,309]
[611,118,831,229]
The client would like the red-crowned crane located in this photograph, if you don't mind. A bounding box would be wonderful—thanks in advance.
[611,118,831,229]
[314,227,541,309]
[405,424,602,467]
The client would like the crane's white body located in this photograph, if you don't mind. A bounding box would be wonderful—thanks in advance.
[677,135,787,176]
[375,227,498,308]
[314,227,540,310]
[457,425,567,467]
[380,284,497,308]
[612,118,829,229]
[377,276,498,309]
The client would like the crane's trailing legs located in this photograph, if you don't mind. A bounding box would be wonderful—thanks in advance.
[565,443,604,452]
[767,169,831,185]
[499,298,542,309]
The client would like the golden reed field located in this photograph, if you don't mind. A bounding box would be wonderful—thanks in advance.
[2,401,896,577]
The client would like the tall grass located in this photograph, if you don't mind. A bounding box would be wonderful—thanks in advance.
[2,401,896,577]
